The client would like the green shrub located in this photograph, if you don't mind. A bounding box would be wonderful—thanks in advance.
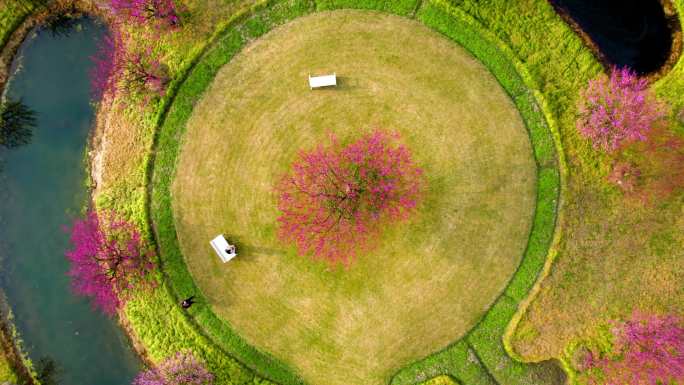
[315,0,419,16]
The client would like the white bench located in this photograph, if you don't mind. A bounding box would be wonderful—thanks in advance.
[210,234,237,263]
[309,73,337,89]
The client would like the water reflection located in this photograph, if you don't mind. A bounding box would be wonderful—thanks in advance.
[0,98,36,149]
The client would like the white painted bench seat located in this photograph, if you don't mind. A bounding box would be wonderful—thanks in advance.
[309,73,337,89]
[210,234,237,263]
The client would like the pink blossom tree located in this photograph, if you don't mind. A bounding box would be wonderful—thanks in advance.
[133,352,213,385]
[110,0,179,27]
[276,129,424,266]
[585,312,684,385]
[89,27,169,100]
[65,210,154,315]
[577,67,667,153]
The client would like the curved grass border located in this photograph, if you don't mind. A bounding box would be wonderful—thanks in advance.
[147,0,565,384]
[392,1,566,384]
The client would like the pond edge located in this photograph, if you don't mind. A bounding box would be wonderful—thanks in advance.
[548,0,683,81]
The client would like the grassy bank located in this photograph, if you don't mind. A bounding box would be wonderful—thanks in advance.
[0,0,36,49]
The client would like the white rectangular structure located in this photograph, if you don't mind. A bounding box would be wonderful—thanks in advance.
[210,234,237,263]
[309,73,337,89]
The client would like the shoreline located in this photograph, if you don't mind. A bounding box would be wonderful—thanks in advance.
[0,288,37,385]
[548,0,682,81]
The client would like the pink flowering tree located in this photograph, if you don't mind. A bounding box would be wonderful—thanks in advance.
[89,27,169,100]
[276,129,424,266]
[584,312,684,385]
[577,67,667,153]
[133,352,213,385]
[119,49,169,96]
[111,0,179,27]
[65,210,154,315]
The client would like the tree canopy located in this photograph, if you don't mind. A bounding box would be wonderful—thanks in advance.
[276,129,424,266]
[65,210,154,314]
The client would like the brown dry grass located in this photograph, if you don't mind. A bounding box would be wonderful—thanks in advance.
[172,11,537,385]
[511,181,684,361]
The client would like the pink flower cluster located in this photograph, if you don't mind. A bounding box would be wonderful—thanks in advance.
[110,0,179,27]
[585,312,684,385]
[65,210,154,315]
[276,129,424,266]
[89,27,169,100]
[133,352,213,385]
[577,67,667,152]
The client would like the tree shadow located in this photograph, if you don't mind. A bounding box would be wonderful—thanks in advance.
[526,358,568,385]
[0,98,36,150]
[35,356,61,385]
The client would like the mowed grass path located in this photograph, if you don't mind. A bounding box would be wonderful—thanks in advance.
[172,11,536,385]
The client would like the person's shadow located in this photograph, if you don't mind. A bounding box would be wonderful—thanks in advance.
[223,234,287,260]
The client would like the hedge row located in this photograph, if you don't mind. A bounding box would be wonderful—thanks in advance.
[315,0,419,16]
[654,0,684,118]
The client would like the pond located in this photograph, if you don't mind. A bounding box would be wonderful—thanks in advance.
[0,18,140,385]
[550,0,677,74]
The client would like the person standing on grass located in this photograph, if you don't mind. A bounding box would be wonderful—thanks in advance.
[181,296,196,309]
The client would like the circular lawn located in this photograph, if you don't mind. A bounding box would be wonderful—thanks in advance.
[171,10,536,385]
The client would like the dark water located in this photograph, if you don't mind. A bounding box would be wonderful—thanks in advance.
[551,0,676,74]
[0,19,140,384]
